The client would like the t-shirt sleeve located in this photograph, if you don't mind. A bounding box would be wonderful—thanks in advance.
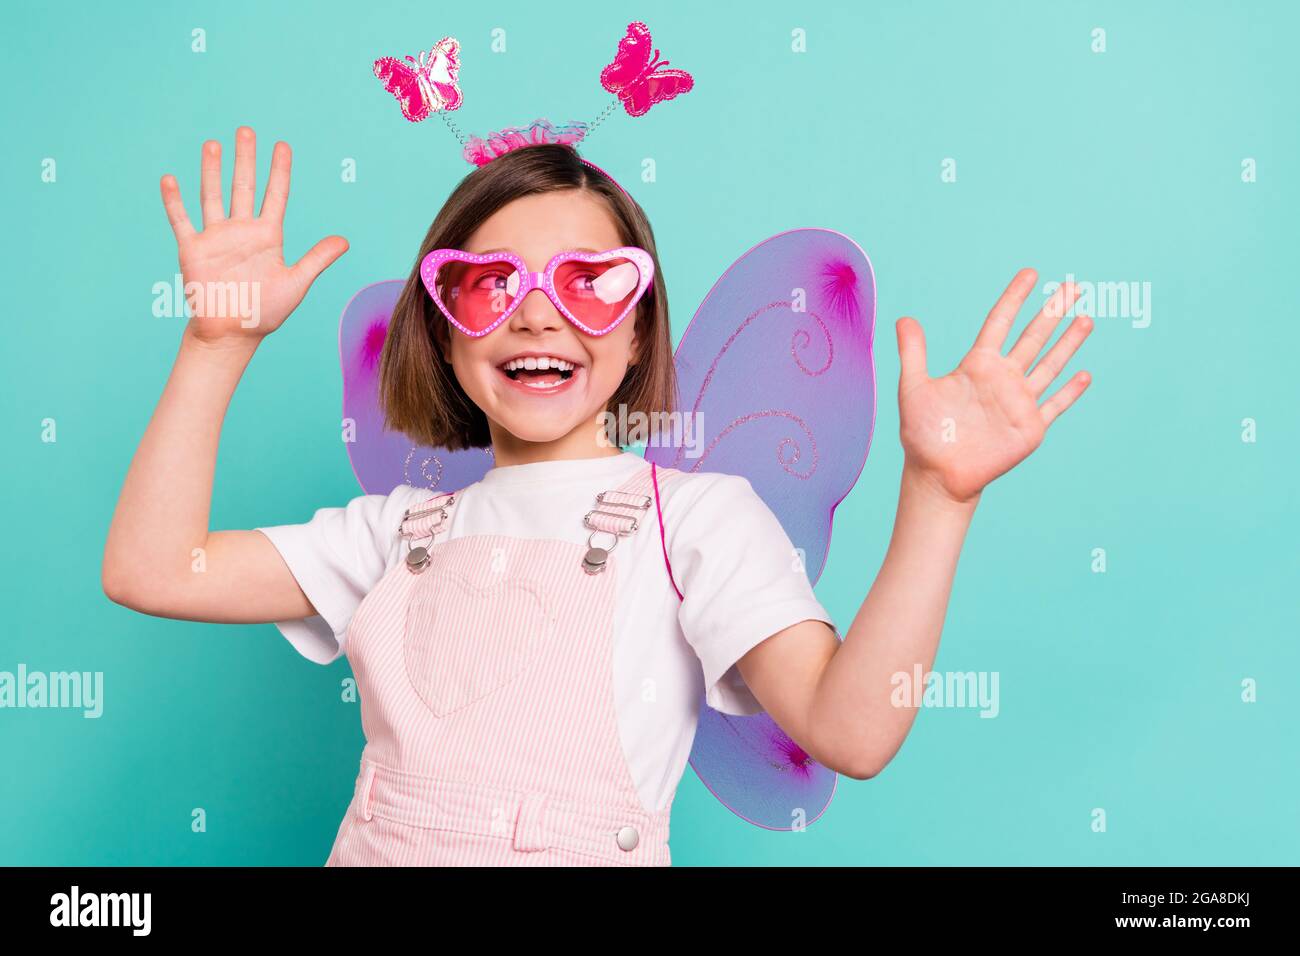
[666,473,838,716]
[254,487,414,665]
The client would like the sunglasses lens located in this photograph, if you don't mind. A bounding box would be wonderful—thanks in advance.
[553,257,642,332]
[433,259,521,334]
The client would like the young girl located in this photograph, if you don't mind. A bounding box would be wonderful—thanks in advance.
[102,126,1092,867]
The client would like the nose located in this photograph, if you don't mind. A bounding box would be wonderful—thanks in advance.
[511,277,564,332]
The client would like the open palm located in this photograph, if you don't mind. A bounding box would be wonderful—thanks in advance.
[897,269,1093,504]
[160,126,347,344]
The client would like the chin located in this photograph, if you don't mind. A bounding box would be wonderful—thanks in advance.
[495,418,580,444]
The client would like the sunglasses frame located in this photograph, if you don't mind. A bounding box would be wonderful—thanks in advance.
[420,246,655,338]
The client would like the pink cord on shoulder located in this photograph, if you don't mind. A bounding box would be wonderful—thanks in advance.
[651,462,684,602]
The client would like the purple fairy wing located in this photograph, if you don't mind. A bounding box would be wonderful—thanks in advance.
[339,281,493,494]
[644,228,877,829]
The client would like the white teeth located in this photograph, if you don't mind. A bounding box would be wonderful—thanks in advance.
[502,356,575,372]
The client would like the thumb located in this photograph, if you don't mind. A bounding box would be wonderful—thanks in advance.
[291,235,349,288]
[896,316,928,393]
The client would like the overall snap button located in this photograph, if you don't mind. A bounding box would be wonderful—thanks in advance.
[616,825,640,851]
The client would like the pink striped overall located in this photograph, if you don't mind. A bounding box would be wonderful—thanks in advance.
[326,461,684,866]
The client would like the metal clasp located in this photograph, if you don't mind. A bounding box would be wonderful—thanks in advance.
[581,490,651,575]
[400,493,455,574]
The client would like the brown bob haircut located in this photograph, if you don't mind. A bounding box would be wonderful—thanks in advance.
[378,144,676,451]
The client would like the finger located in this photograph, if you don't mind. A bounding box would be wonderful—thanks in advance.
[159,174,196,241]
[972,267,1037,352]
[230,126,257,219]
[896,316,929,394]
[1039,371,1092,427]
[290,235,350,289]
[1027,313,1094,398]
[1007,280,1082,372]
[199,139,225,228]
[260,141,292,222]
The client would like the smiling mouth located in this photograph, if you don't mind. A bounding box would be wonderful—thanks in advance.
[497,357,580,391]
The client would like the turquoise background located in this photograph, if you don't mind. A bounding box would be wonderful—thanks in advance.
[3,0,1296,866]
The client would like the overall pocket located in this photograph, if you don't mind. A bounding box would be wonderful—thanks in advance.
[403,570,553,718]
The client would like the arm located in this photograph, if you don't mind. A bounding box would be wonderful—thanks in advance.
[102,126,348,623]
[737,269,1094,779]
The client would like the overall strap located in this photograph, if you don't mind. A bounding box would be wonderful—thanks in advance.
[398,488,460,541]
[583,461,684,600]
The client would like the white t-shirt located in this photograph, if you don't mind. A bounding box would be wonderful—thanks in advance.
[255,451,835,813]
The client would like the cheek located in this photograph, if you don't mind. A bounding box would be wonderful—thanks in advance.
[589,324,639,376]
[447,337,493,389]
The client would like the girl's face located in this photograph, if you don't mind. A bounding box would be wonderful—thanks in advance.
[442,189,642,459]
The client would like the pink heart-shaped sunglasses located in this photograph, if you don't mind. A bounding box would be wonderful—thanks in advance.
[420,246,655,338]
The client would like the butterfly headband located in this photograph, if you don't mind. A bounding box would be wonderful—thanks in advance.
[372,20,694,176]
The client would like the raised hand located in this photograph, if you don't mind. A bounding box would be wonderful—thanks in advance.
[895,268,1093,505]
[159,126,348,345]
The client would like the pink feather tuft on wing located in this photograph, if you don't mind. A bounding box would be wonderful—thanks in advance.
[361,319,387,370]
[819,259,863,324]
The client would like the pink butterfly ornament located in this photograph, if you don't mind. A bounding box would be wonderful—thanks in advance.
[373,36,463,123]
[599,20,694,118]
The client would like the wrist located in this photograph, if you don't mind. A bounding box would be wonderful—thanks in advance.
[180,324,261,360]
[900,461,981,516]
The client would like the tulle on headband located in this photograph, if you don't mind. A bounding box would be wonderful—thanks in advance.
[461,119,590,167]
